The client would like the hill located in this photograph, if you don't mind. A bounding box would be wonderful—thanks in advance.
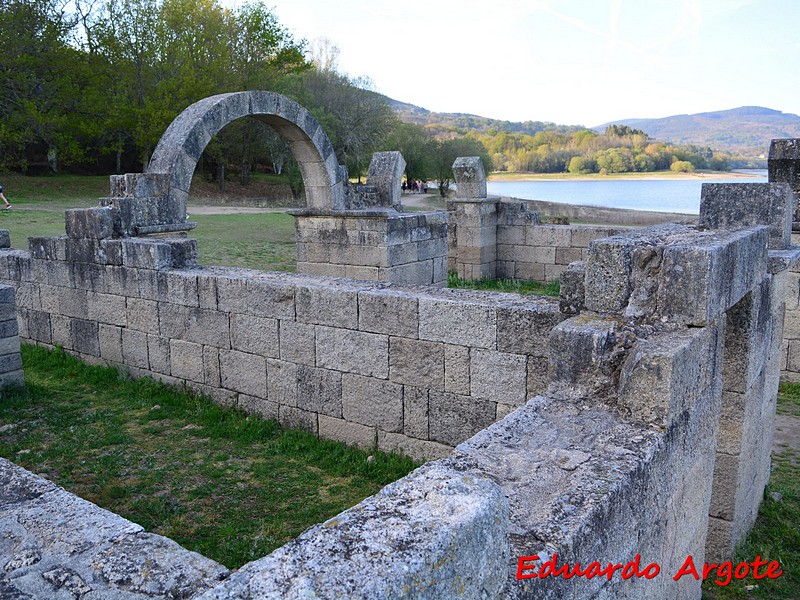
[596,107,800,156]
[383,96,582,137]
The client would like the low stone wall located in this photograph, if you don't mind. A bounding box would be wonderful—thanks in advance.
[0,281,23,390]
[291,209,449,286]
[496,219,625,282]
[1,238,562,462]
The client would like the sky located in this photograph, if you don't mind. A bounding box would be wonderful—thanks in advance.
[232,0,798,127]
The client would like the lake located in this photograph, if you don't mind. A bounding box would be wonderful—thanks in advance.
[486,171,768,215]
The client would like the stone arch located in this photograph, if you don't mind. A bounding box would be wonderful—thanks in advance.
[146,91,345,211]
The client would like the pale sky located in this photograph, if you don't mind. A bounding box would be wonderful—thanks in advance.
[241,0,798,127]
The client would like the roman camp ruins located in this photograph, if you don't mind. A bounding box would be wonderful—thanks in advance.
[1,92,799,599]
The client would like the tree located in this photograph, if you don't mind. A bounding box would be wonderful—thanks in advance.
[383,122,433,184]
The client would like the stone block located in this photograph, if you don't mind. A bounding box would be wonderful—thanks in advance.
[444,344,470,395]
[0,229,9,249]
[278,405,318,434]
[29,236,67,261]
[700,182,793,249]
[126,298,159,334]
[0,352,22,374]
[527,356,549,397]
[71,319,99,357]
[496,225,526,246]
[389,337,445,389]
[148,335,171,375]
[296,365,342,417]
[230,313,279,358]
[403,386,429,439]
[342,373,403,432]
[497,302,562,356]
[219,350,266,398]
[548,315,619,399]
[570,225,625,248]
[215,275,295,319]
[318,415,376,449]
[86,291,127,327]
[555,246,584,265]
[418,297,496,348]
[65,206,120,239]
[157,271,199,306]
[50,314,72,349]
[512,261,546,281]
[202,346,220,387]
[296,285,358,329]
[384,260,435,286]
[366,151,405,208]
[526,225,573,248]
[159,304,230,348]
[545,263,567,282]
[316,326,389,378]
[170,339,204,383]
[451,157,487,198]
[376,432,453,462]
[429,390,496,446]
[98,324,123,363]
[470,349,527,406]
[121,328,149,368]
[266,359,298,407]
[278,319,315,366]
[559,261,586,315]
[235,394,277,421]
[618,326,721,427]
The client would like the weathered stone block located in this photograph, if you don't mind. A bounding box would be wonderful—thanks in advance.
[389,337,445,389]
[148,335,171,375]
[219,350,266,398]
[98,324,123,363]
[497,301,562,356]
[230,313,279,358]
[278,405,318,434]
[157,271,199,306]
[296,365,342,417]
[170,339,204,383]
[700,182,793,249]
[316,326,389,378]
[220,275,296,319]
[559,261,586,315]
[71,319,99,357]
[159,304,230,348]
[452,157,487,198]
[429,390,496,446]
[403,386,429,439]
[296,285,358,329]
[86,291,127,327]
[121,328,149,368]
[366,151,405,209]
[278,319,315,366]
[65,206,121,240]
[470,349,527,406]
[238,394,279,420]
[319,415,376,449]
[342,373,403,432]
[126,298,159,334]
[444,344,470,395]
[266,359,298,407]
[419,297,496,348]
[29,236,67,261]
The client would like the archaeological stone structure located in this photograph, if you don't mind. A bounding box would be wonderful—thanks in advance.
[0,92,797,598]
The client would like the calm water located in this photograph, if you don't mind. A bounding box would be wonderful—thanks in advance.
[486,171,768,215]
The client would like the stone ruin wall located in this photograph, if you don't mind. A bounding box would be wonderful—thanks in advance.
[0,92,797,598]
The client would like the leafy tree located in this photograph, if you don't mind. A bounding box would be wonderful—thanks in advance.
[429,137,493,197]
[382,122,433,184]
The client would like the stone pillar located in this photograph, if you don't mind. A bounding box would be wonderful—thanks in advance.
[699,181,799,561]
[768,138,800,228]
[365,151,405,211]
[448,157,498,280]
[0,283,24,390]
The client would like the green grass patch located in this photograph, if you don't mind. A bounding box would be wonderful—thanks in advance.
[189,212,297,272]
[447,270,560,297]
[701,384,800,599]
[0,345,417,569]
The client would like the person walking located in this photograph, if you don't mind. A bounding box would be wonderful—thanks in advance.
[0,184,11,209]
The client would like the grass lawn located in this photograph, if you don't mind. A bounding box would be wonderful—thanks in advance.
[0,345,417,569]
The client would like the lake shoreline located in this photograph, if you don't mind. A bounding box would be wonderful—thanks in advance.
[488,170,764,182]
